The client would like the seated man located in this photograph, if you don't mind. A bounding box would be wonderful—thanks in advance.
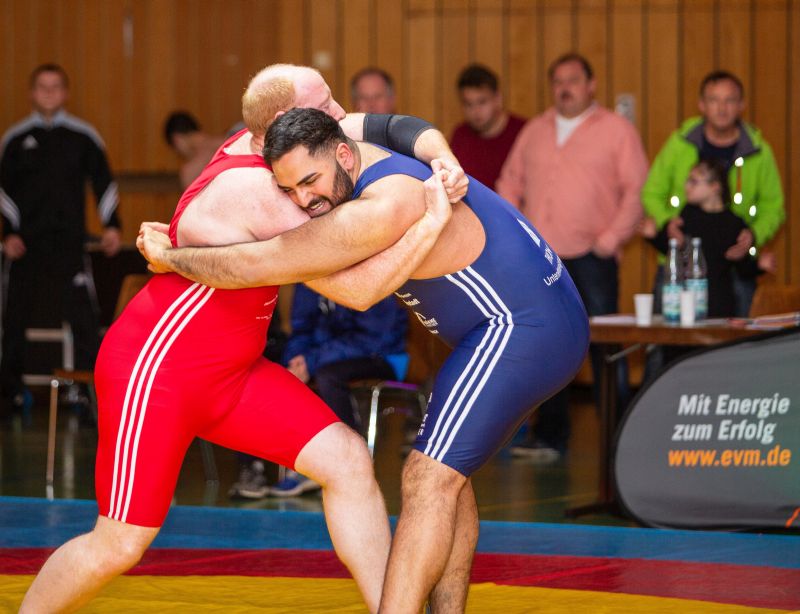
[139,108,589,613]
[273,285,408,497]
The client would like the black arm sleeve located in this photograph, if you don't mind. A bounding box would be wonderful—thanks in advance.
[362,114,433,158]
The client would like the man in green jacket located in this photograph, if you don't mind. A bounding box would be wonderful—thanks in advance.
[642,70,784,317]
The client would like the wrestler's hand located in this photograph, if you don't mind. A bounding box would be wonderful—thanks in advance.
[431,158,468,204]
[137,226,175,274]
[138,221,170,237]
[423,169,454,229]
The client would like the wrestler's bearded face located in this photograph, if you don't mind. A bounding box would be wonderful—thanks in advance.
[273,145,354,218]
[305,160,355,218]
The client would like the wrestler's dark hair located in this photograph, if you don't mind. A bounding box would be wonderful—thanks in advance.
[263,107,351,163]
[699,70,744,99]
[693,157,733,208]
[457,64,498,92]
[29,63,69,89]
[547,53,594,81]
[163,111,200,146]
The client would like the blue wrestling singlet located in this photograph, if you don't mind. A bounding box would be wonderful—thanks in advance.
[352,149,590,475]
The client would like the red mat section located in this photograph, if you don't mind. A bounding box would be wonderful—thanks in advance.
[3,548,798,611]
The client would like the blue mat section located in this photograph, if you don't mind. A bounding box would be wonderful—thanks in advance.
[1,496,798,568]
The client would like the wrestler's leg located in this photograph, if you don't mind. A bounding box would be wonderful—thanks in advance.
[428,479,479,613]
[380,451,467,613]
[20,517,158,613]
[201,359,390,614]
[20,332,200,613]
[296,422,392,613]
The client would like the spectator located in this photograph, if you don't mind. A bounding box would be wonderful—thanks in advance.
[0,63,121,417]
[641,70,784,317]
[350,67,396,113]
[164,111,226,189]
[497,52,648,461]
[272,284,408,496]
[449,64,526,189]
[642,158,774,318]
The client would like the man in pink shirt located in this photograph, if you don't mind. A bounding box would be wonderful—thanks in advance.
[497,52,648,460]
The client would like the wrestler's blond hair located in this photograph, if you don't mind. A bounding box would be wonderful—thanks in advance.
[242,64,320,137]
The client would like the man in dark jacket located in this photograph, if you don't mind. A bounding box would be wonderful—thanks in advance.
[0,64,121,414]
[268,284,408,496]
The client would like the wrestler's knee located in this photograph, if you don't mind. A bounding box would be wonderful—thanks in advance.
[401,451,466,500]
[298,423,375,488]
[90,516,157,575]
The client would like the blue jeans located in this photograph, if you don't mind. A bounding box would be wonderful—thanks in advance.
[532,253,630,452]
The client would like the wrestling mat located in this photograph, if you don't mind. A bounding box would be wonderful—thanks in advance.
[1,497,797,612]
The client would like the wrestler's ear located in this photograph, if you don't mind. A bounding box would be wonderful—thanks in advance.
[335,141,355,171]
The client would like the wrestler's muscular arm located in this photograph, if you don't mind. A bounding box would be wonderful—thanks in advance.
[306,167,452,310]
[140,172,425,288]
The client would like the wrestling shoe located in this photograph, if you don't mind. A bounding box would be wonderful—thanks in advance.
[268,470,321,497]
[228,460,269,499]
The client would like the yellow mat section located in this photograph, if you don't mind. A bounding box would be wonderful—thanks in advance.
[0,575,790,613]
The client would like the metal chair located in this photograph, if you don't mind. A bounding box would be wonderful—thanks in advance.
[350,352,429,458]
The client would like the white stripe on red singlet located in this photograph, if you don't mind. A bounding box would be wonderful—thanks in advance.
[108,282,215,521]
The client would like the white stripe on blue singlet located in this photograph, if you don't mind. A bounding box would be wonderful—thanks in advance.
[424,266,514,463]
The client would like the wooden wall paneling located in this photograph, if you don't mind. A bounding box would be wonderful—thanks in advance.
[680,0,715,120]
[609,1,648,298]
[81,0,106,140]
[198,1,225,135]
[752,0,789,283]
[717,0,753,122]
[117,1,135,171]
[439,5,470,135]
[374,0,405,101]
[789,1,799,285]
[472,5,505,77]
[506,6,538,118]
[575,0,609,107]
[308,0,340,101]
[239,0,280,91]
[139,1,176,172]
[405,9,437,123]
[645,1,679,153]
[217,2,250,132]
[341,0,373,111]
[96,1,126,172]
[1,0,16,129]
[277,0,308,65]
[172,0,195,119]
[541,2,575,71]
[627,0,679,307]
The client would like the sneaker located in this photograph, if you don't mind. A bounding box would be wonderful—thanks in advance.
[509,440,562,464]
[228,460,269,499]
[268,470,321,497]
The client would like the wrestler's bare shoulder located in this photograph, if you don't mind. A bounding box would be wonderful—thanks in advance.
[181,166,308,245]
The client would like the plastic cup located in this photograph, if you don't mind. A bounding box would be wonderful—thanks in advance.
[680,290,695,326]
[634,293,654,326]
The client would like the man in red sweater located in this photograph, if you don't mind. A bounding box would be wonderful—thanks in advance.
[449,64,525,190]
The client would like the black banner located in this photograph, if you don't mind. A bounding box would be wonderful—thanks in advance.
[614,327,800,529]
